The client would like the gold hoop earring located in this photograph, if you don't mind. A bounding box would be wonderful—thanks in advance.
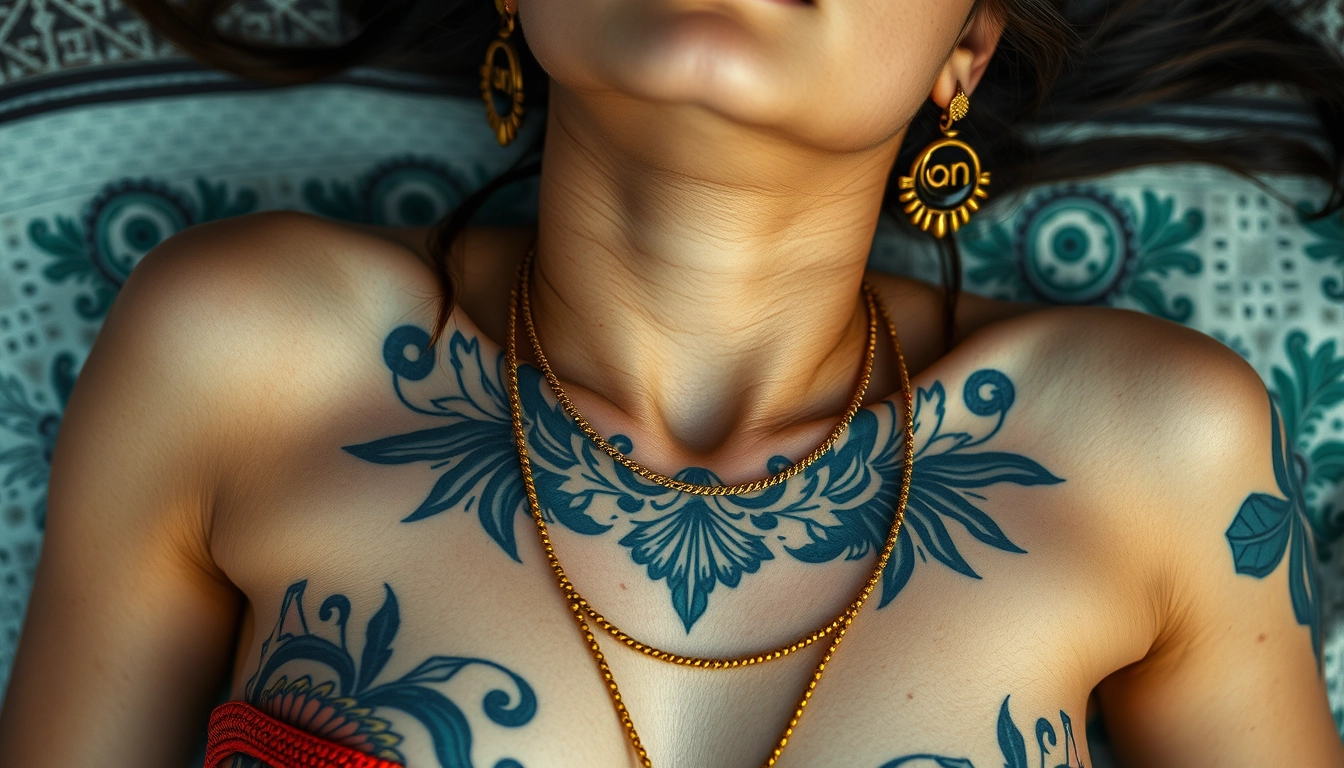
[898,84,990,239]
[481,0,524,147]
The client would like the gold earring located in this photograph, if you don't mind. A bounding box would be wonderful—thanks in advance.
[898,84,990,239]
[481,0,524,146]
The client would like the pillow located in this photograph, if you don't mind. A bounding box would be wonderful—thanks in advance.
[1,0,1341,755]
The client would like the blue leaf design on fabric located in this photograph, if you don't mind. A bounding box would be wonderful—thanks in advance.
[620,489,774,631]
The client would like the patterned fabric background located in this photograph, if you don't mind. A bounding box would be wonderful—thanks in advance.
[0,0,344,83]
[0,0,1342,762]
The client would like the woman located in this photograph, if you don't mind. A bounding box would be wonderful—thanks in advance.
[2,0,1343,766]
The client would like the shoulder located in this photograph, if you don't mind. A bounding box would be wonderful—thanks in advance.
[67,211,446,501]
[121,210,435,335]
[972,305,1287,626]
[987,304,1269,467]
[961,303,1274,522]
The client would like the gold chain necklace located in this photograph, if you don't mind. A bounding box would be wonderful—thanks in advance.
[521,247,880,497]
[521,255,897,664]
[504,251,915,767]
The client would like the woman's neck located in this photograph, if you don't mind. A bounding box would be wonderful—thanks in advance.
[527,87,905,472]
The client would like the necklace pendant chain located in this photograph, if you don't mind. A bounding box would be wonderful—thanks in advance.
[505,249,915,767]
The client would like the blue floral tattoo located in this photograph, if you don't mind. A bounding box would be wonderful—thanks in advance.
[236,580,536,768]
[878,696,1084,768]
[345,327,1063,632]
[1225,397,1324,660]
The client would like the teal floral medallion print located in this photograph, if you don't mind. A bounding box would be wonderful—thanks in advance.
[304,156,474,227]
[344,327,1063,632]
[239,579,536,768]
[963,187,1203,320]
[0,353,77,531]
[878,696,1084,768]
[1296,202,1344,303]
[1225,398,1323,659]
[29,178,257,319]
[303,155,539,229]
[1271,331,1344,551]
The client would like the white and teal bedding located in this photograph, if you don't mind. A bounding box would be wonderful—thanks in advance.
[0,0,1341,752]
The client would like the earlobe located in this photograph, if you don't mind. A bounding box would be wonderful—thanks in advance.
[932,11,1005,108]
[931,49,977,110]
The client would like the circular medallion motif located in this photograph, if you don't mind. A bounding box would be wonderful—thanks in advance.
[359,158,471,227]
[898,138,990,239]
[84,179,194,287]
[1014,186,1137,305]
[915,140,980,210]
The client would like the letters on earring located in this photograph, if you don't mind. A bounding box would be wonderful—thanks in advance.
[898,138,991,239]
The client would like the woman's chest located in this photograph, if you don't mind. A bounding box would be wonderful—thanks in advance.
[219,516,1111,768]
[211,329,1147,767]
[215,442,1134,768]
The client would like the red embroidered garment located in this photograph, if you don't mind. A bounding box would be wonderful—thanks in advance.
[206,701,405,768]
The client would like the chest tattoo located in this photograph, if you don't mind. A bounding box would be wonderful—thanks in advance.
[345,326,1063,632]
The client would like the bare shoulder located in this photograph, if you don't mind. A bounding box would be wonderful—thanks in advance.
[982,303,1269,456]
[71,211,445,497]
[958,303,1274,511]
[122,210,440,338]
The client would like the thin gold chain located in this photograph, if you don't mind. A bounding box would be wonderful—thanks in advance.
[520,254,887,665]
[504,250,916,767]
[521,248,880,497]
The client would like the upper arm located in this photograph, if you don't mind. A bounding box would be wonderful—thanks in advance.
[1095,329,1341,766]
[0,213,338,766]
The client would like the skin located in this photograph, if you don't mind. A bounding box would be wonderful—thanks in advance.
[1,0,1340,766]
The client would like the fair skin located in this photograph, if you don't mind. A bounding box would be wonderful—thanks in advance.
[1,0,1339,766]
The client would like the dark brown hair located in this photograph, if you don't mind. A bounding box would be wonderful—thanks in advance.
[125,0,1344,348]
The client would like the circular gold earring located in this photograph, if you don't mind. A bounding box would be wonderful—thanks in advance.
[898,83,990,239]
[481,0,525,147]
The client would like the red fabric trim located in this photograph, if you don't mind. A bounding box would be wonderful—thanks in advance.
[206,701,405,768]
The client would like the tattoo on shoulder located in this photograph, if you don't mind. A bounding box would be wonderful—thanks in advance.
[1225,396,1323,660]
[235,579,537,768]
[878,695,1084,768]
[345,327,1063,633]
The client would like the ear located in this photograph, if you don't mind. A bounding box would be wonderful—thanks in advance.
[932,9,1005,109]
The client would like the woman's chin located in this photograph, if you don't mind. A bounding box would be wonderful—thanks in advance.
[598,17,809,122]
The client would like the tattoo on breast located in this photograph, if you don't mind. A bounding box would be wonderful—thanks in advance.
[1225,396,1324,660]
[878,696,1084,768]
[345,326,1064,633]
[238,580,537,768]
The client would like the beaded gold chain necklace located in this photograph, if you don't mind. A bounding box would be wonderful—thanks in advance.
[521,246,881,498]
[503,250,915,767]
